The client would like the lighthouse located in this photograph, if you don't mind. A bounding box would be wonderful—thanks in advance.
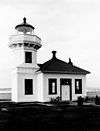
[9,18,90,103]
[9,18,42,102]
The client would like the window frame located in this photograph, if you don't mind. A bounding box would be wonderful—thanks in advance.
[25,79,33,95]
[48,79,57,95]
[75,79,82,94]
[25,51,32,63]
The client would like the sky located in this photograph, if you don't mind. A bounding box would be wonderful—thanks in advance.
[0,0,100,89]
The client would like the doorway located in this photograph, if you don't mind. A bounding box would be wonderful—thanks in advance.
[60,79,72,101]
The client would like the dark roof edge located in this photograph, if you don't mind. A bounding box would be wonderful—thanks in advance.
[40,71,90,75]
[15,24,35,30]
[72,65,91,74]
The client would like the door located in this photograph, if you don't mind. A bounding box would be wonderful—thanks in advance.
[60,79,72,101]
[62,85,70,101]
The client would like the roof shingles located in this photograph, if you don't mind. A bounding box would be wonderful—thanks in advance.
[38,52,90,75]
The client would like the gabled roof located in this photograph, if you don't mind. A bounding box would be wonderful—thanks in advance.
[38,51,90,75]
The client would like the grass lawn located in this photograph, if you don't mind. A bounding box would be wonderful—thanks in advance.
[0,101,99,131]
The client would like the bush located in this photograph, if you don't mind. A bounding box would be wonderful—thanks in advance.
[84,96,89,102]
[95,95,100,105]
[77,96,84,106]
[50,96,61,104]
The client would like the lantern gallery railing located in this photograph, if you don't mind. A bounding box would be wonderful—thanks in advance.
[9,34,41,45]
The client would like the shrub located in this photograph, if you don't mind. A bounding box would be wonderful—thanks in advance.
[95,95,100,105]
[84,96,89,102]
[77,96,84,106]
[50,96,61,104]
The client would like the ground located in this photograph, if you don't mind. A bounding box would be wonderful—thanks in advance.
[0,101,99,131]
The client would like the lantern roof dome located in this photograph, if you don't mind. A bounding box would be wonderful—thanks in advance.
[15,17,35,33]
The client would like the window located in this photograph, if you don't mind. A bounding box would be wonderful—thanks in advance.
[25,79,33,95]
[25,52,32,63]
[75,79,82,94]
[48,79,57,95]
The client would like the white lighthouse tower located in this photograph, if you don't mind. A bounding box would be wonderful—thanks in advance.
[9,18,42,102]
